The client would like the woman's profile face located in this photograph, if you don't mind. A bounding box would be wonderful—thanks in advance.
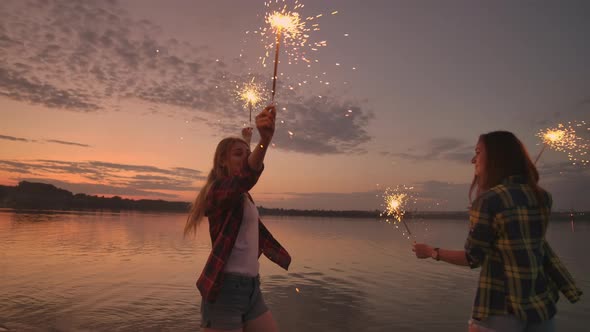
[472,139,486,177]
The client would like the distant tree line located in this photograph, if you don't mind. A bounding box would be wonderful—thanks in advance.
[257,207,382,219]
[0,181,586,220]
[0,181,189,211]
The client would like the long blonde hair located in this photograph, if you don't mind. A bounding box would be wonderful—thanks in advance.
[184,137,248,236]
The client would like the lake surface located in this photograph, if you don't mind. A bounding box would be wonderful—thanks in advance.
[1,209,587,331]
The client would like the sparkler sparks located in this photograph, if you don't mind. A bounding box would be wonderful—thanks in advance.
[380,185,417,240]
[234,78,265,124]
[235,80,264,110]
[265,1,314,100]
[267,11,304,37]
[253,0,334,99]
[536,121,589,165]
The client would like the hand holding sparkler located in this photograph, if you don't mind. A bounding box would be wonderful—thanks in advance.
[412,243,435,259]
[248,104,277,171]
[256,104,277,143]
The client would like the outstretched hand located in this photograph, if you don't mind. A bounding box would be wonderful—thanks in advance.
[412,243,433,259]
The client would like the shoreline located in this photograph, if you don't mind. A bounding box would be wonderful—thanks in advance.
[2,182,587,221]
[1,207,587,221]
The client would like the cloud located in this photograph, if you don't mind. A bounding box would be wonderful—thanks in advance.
[256,190,383,211]
[255,181,471,211]
[255,169,590,211]
[0,67,100,111]
[272,95,373,154]
[0,0,220,112]
[0,160,34,174]
[387,137,474,163]
[0,159,204,198]
[414,180,471,210]
[45,139,90,147]
[0,0,373,155]
[0,134,29,142]
[1,134,89,147]
[415,165,590,211]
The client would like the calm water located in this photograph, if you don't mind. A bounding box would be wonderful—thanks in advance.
[0,209,587,332]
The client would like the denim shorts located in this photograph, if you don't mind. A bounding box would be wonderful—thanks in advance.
[469,315,555,332]
[201,273,268,330]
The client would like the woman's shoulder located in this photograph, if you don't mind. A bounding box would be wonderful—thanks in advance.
[478,186,504,201]
[484,182,552,208]
[471,189,503,212]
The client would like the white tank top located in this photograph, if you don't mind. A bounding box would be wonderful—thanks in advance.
[223,194,260,276]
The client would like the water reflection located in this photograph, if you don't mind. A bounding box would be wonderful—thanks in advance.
[264,272,373,332]
[1,211,588,331]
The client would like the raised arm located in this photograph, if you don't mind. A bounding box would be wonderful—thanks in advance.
[248,104,276,172]
[413,195,494,268]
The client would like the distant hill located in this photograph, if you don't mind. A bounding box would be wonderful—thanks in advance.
[0,181,189,211]
[0,181,586,220]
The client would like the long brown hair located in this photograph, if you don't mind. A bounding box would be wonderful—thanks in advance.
[469,131,544,204]
[184,137,248,236]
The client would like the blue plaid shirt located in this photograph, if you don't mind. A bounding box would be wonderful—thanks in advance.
[465,176,582,322]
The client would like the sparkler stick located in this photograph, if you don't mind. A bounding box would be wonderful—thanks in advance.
[258,1,329,98]
[400,219,414,240]
[534,144,548,165]
[265,7,305,101]
[236,80,263,125]
[271,29,282,102]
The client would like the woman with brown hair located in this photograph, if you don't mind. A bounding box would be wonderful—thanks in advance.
[413,131,582,331]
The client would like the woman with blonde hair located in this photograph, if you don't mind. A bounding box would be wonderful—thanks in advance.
[185,104,291,332]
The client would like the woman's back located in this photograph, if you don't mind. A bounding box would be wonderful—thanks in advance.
[488,176,551,257]
[473,175,558,321]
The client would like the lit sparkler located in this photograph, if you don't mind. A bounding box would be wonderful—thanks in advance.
[267,8,302,101]
[380,185,417,240]
[235,79,265,125]
[535,121,588,165]
[259,0,328,100]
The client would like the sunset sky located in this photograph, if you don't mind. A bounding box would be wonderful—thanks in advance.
[1,0,589,211]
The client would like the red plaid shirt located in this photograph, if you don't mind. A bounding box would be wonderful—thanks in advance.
[197,160,291,302]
